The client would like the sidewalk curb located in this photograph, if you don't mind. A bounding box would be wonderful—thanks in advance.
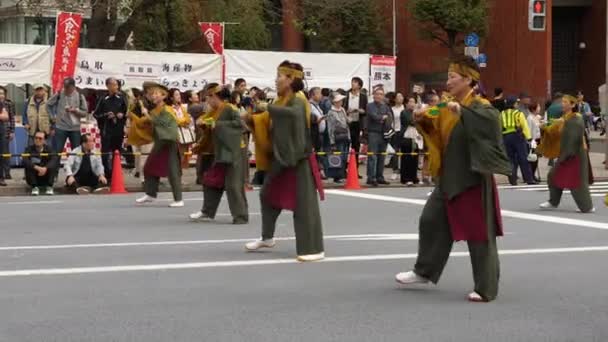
[2,179,607,197]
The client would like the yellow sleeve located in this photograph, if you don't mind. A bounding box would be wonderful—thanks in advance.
[517,112,531,140]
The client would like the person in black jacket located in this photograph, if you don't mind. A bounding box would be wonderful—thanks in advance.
[22,131,59,196]
[94,77,128,181]
[344,77,368,178]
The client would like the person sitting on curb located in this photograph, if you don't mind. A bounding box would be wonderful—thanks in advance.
[64,133,109,195]
[22,131,59,196]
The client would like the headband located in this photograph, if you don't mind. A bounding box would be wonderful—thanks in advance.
[206,85,222,95]
[278,66,304,79]
[563,95,577,104]
[449,63,481,81]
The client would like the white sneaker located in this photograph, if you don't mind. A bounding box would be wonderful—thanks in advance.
[577,207,596,213]
[189,211,212,221]
[45,187,54,196]
[169,201,185,208]
[406,181,414,186]
[31,187,40,196]
[297,252,325,262]
[467,292,488,303]
[539,201,558,209]
[395,271,429,285]
[76,187,91,195]
[136,195,155,204]
[391,173,399,181]
[245,239,276,251]
[93,187,110,194]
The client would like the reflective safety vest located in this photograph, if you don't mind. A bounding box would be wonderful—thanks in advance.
[501,109,522,134]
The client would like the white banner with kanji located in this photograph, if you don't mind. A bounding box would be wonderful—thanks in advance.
[0,44,52,86]
[74,48,222,91]
[370,55,397,93]
[225,49,370,90]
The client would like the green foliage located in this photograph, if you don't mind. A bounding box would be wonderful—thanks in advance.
[199,0,272,50]
[296,0,388,54]
[408,0,489,55]
[132,0,200,51]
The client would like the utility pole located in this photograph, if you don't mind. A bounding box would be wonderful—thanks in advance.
[605,1,608,165]
[392,0,397,57]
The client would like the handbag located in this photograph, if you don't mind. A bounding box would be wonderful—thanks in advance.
[403,125,418,140]
[178,126,196,145]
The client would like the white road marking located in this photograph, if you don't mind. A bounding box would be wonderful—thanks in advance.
[1,200,63,205]
[326,190,608,231]
[0,245,607,277]
[498,181,608,190]
[0,234,419,252]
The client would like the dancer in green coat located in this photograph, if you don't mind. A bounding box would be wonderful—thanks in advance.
[245,61,325,262]
[539,95,594,213]
[395,56,511,302]
[189,83,249,224]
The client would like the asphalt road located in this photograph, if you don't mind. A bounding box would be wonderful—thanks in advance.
[0,185,607,342]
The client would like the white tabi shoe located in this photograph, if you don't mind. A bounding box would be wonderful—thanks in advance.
[577,207,596,213]
[539,201,558,210]
[245,239,276,251]
[296,252,325,262]
[169,201,185,208]
[467,292,489,303]
[189,211,212,222]
[136,195,155,204]
[395,271,429,285]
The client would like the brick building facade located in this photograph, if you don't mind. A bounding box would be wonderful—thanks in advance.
[280,0,606,103]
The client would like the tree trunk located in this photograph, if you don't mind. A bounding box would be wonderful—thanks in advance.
[87,0,116,48]
[447,30,458,59]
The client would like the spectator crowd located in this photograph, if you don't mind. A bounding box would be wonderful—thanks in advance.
[0,74,606,196]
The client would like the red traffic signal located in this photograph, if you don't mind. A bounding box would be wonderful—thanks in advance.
[533,1,545,14]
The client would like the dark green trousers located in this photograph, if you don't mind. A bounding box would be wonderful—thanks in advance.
[547,155,593,213]
[260,159,324,256]
[144,147,182,202]
[202,162,248,222]
[414,182,500,301]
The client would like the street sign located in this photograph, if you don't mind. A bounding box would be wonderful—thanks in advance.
[465,33,480,47]
[477,53,487,68]
[464,47,479,59]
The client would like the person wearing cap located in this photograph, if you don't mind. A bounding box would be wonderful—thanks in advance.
[395,56,511,303]
[326,92,350,184]
[539,95,594,213]
[188,83,248,224]
[23,84,51,146]
[501,96,535,185]
[135,82,183,208]
[244,60,325,262]
[47,77,88,153]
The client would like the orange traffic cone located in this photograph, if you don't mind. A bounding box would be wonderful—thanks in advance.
[110,150,128,194]
[344,149,361,190]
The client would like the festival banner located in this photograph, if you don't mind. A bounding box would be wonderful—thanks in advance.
[74,48,222,91]
[51,12,83,92]
[199,22,225,55]
[370,55,397,93]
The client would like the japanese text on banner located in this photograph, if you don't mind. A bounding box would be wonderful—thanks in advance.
[51,12,82,92]
[370,55,397,93]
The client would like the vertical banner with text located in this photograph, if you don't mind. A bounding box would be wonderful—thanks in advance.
[370,55,397,93]
[199,22,225,84]
[51,12,83,93]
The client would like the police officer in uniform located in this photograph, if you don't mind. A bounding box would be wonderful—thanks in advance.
[501,96,536,185]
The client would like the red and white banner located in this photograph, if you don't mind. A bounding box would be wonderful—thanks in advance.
[51,12,82,93]
[199,22,224,55]
[370,55,397,93]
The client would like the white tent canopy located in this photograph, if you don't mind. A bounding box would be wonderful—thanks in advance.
[225,49,370,90]
[0,44,52,86]
[74,48,222,91]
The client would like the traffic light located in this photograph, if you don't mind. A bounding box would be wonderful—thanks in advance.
[529,0,547,31]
